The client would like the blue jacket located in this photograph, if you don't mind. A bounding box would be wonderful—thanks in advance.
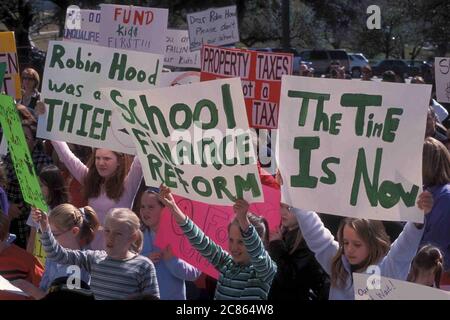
[293,208,424,300]
[421,184,450,270]
[141,229,201,300]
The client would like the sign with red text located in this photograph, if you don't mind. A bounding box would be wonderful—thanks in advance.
[164,29,200,69]
[155,185,281,279]
[187,6,239,51]
[201,45,293,129]
[99,4,168,54]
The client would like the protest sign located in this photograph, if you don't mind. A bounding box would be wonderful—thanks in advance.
[187,6,239,51]
[99,4,168,54]
[155,185,281,278]
[63,8,100,44]
[0,32,21,99]
[201,45,293,129]
[0,95,48,212]
[160,71,200,87]
[101,77,263,205]
[435,57,450,103]
[164,29,200,69]
[354,273,450,300]
[277,77,431,222]
[37,41,163,154]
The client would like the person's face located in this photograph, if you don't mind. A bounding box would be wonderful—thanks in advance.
[21,73,36,91]
[104,218,135,259]
[280,203,297,230]
[140,193,163,230]
[39,180,49,202]
[50,222,79,249]
[343,225,369,267]
[362,69,372,80]
[414,268,437,287]
[95,149,120,178]
[228,224,251,265]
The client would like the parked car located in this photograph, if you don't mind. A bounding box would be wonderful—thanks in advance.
[297,49,350,76]
[348,53,370,78]
[405,60,432,77]
[372,59,409,78]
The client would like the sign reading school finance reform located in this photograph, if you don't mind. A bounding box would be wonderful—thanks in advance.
[201,45,293,129]
[187,6,239,51]
[99,4,168,55]
[0,32,21,99]
[277,77,431,223]
[0,95,48,212]
[435,57,450,104]
[353,273,450,300]
[37,41,163,154]
[101,77,264,205]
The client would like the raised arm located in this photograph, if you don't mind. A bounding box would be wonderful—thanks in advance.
[234,199,277,282]
[159,185,233,270]
[51,140,88,184]
[31,208,101,271]
[292,208,339,275]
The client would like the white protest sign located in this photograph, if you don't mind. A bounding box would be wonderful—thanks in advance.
[63,9,100,44]
[277,77,431,222]
[99,4,168,54]
[159,71,200,87]
[37,41,163,154]
[0,275,29,297]
[435,57,450,103]
[354,273,450,300]
[100,77,264,205]
[164,29,200,68]
[187,6,239,52]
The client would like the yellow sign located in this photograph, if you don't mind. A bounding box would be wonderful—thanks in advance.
[0,32,21,99]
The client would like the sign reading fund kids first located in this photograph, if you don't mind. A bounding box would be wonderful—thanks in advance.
[201,45,293,129]
[277,77,431,223]
[99,4,168,55]
[101,78,264,205]
[37,41,163,154]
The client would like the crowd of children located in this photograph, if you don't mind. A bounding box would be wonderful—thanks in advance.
[1,60,450,301]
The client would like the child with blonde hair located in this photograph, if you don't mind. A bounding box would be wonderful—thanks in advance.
[17,204,99,299]
[32,207,159,300]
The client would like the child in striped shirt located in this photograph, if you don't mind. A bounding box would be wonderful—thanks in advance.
[159,185,277,300]
[32,207,159,300]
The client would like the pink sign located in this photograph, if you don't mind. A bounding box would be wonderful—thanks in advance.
[155,185,280,279]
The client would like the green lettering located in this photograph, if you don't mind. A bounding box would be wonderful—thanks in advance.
[320,157,340,184]
[291,137,320,188]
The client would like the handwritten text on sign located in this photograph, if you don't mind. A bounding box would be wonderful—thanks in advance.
[37,41,163,154]
[99,4,168,54]
[187,6,239,52]
[101,77,263,205]
[277,77,431,222]
[201,45,293,129]
[0,95,48,212]
[435,57,450,104]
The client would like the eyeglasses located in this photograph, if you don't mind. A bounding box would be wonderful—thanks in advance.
[53,229,71,237]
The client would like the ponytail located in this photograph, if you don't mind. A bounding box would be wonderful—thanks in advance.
[78,206,100,246]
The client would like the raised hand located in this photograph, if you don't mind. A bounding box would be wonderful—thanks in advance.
[233,199,250,232]
[31,207,49,231]
[148,252,162,264]
[35,101,46,115]
[417,191,433,214]
[158,184,186,224]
